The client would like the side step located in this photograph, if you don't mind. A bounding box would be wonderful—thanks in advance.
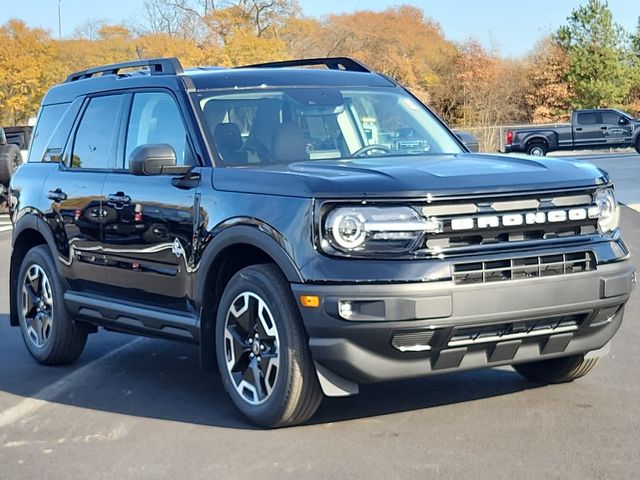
[64,291,199,343]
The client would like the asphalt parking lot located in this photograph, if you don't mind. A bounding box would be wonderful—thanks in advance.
[1,153,639,479]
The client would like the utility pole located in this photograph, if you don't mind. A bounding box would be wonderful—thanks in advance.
[58,0,62,39]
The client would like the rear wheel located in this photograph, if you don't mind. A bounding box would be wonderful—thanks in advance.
[635,136,640,154]
[0,143,22,186]
[17,246,87,365]
[215,264,322,428]
[512,354,598,383]
[526,141,548,156]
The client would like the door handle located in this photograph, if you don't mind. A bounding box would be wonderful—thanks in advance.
[106,193,131,204]
[600,126,608,130]
[574,127,582,131]
[47,189,67,202]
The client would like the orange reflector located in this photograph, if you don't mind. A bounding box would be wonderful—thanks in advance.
[300,295,320,308]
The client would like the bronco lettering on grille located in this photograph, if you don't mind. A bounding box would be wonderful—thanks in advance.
[450,207,599,231]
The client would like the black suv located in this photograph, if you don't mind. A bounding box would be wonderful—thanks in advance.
[9,58,635,427]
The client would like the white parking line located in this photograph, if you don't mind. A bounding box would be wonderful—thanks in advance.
[0,214,12,232]
[0,338,143,429]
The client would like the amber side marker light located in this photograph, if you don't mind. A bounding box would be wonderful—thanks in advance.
[300,295,320,308]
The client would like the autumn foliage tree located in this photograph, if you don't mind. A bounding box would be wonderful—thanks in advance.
[525,37,572,123]
[0,21,60,124]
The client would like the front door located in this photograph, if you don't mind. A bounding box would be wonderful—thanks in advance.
[101,91,199,312]
[601,110,634,146]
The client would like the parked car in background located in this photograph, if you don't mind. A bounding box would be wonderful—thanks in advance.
[504,109,640,156]
[453,130,479,152]
[0,125,30,186]
[1,126,24,207]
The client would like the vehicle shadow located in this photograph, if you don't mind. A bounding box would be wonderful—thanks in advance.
[0,316,543,430]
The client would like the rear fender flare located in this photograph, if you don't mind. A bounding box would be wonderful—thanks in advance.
[524,133,556,150]
[10,212,68,326]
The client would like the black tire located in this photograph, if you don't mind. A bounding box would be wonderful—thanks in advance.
[635,136,640,155]
[512,354,598,383]
[215,264,322,428]
[0,143,22,186]
[16,245,87,365]
[526,141,548,157]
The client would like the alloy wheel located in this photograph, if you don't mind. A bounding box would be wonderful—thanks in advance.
[223,291,280,405]
[21,264,54,348]
[530,146,544,156]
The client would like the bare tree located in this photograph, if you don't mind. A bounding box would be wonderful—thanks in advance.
[231,0,299,37]
[141,0,205,39]
[73,18,109,40]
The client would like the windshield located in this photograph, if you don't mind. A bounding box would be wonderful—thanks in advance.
[616,110,636,120]
[192,87,463,166]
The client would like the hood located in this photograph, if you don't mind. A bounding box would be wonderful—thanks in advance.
[212,153,609,198]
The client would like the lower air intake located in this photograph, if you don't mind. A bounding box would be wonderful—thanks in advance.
[452,251,594,285]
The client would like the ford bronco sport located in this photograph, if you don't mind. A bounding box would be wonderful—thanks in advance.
[8,57,635,427]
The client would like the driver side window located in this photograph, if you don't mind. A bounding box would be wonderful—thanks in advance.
[124,92,193,168]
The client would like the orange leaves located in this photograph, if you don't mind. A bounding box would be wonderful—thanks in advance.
[0,21,60,124]
[525,37,572,123]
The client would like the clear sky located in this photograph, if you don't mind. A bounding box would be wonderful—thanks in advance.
[0,0,638,57]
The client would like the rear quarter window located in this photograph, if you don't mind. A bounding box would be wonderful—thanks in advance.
[28,103,70,163]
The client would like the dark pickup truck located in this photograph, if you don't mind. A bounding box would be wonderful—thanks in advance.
[505,109,640,156]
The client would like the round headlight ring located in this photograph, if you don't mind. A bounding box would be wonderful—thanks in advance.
[328,211,367,250]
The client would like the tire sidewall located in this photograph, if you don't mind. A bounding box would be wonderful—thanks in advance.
[214,266,300,424]
[17,246,66,361]
[527,143,547,156]
[0,144,21,185]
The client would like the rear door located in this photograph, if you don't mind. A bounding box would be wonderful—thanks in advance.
[42,94,127,294]
[101,90,199,312]
[573,111,603,148]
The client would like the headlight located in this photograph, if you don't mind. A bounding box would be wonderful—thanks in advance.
[593,188,619,233]
[323,206,442,255]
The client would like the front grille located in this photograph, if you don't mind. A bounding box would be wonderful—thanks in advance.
[452,251,594,284]
[415,190,599,254]
[448,314,586,347]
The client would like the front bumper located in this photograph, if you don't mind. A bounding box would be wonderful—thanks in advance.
[291,260,635,394]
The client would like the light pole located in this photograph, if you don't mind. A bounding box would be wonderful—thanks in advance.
[58,0,62,39]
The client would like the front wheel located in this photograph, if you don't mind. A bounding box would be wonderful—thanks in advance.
[512,354,598,383]
[635,136,640,154]
[215,264,322,428]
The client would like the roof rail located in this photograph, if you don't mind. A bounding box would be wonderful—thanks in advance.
[238,57,372,73]
[65,58,184,83]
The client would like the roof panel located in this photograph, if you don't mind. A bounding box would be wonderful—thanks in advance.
[184,68,395,90]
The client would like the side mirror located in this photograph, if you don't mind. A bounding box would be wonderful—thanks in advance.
[129,144,177,176]
[619,117,629,125]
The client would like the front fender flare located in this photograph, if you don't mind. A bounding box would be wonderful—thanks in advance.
[193,222,304,307]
